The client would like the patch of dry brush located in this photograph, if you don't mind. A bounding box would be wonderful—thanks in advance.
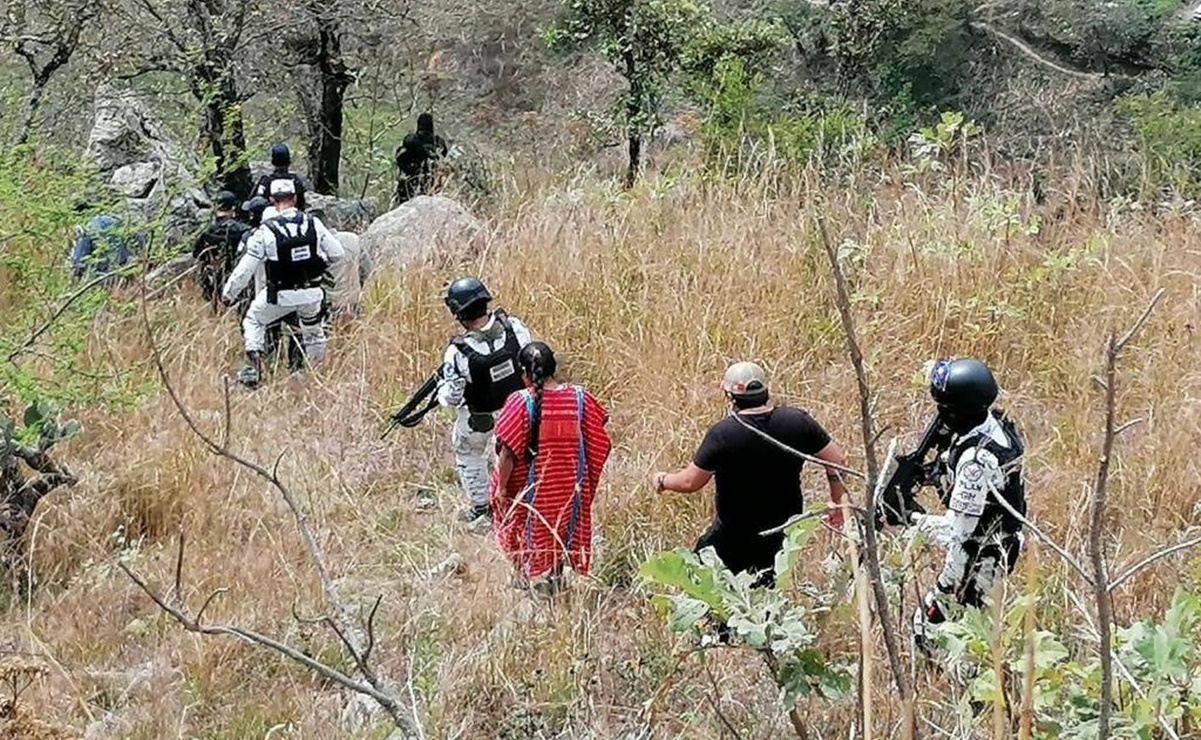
[3,159,1200,737]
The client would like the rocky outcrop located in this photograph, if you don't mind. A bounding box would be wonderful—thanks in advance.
[360,195,487,270]
[308,193,378,233]
[86,85,208,248]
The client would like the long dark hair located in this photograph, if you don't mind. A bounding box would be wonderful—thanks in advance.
[518,342,557,462]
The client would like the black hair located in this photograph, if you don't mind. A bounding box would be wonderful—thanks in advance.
[417,112,434,134]
[518,342,558,462]
[730,389,769,410]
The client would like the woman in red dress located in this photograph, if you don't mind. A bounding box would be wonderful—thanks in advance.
[490,341,612,589]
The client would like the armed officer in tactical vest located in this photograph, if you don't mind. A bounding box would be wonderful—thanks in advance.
[884,358,1027,658]
[221,178,344,387]
[252,143,308,211]
[193,191,251,304]
[438,277,533,524]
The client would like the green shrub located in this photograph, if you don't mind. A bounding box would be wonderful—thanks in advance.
[1116,91,1201,197]
[694,56,874,171]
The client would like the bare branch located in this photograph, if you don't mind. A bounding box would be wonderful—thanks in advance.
[987,484,1093,584]
[194,588,229,625]
[1108,533,1201,593]
[134,281,414,732]
[118,560,404,714]
[816,216,879,482]
[815,215,913,736]
[1115,289,1165,352]
[729,413,866,480]
[172,533,185,607]
[7,266,137,363]
[1089,288,1163,740]
[1113,418,1144,437]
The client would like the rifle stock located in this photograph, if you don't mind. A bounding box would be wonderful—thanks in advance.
[877,415,950,527]
[381,371,440,439]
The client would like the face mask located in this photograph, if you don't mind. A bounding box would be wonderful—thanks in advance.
[937,404,986,435]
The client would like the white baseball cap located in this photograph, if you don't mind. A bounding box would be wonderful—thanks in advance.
[269,178,296,197]
[721,361,768,397]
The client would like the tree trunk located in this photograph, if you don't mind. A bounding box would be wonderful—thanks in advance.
[306,0,352,195]
[626,132,642,189]
[199,71,253,199]
[623,49,641,189]
[14,72,51,147]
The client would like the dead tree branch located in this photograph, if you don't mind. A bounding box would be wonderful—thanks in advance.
[6,265,138,363]
[117,539,406,719]
[1108,531,1201,593]
[127,285,417,734]
[986,483,1093,584]
[815,216,915,739]
[1090,288,1163,740]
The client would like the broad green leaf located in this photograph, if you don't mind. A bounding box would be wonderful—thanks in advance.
[667,596,710,632]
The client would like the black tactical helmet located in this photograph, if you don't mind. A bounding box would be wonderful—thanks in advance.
[270,143,291,167]
[242,196,270,227]
[929,358,998,432]
[444,277,492,319]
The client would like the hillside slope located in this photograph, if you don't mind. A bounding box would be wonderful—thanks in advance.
[4,163,1201,738]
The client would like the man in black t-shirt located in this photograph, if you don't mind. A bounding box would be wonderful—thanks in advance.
[653,361,850,585]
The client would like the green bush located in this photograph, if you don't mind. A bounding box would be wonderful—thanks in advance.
[694,56,874,171]
[1116,91,1201,197]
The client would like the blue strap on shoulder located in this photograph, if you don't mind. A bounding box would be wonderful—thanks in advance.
[563,386,587,553]
[522,390,538,559]
[520,386,590,572]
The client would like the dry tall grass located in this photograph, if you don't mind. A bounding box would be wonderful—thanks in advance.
[4,156,1201,738]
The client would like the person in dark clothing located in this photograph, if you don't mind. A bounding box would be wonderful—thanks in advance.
[654,362,849,586]
[252,143,307,210]
[193,191,251,304]
[394,113,449,206]
[895,358,1028,659]
[70,212,136,281]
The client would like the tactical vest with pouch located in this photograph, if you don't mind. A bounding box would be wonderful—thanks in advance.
[942,409,1027,541]
[451,310,525,414]
[263,214,327,304]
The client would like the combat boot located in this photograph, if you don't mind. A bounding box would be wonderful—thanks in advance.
[237,351,263,388]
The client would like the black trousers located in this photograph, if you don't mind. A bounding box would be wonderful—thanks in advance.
[694,522,781,589]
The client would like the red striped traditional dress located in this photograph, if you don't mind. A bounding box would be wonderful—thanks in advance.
[490,384,611,579]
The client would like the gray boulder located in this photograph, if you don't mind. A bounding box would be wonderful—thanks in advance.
[86,85,207,248]
[361,195,487,271]
[327,231,368,316]
[308,193,378,232]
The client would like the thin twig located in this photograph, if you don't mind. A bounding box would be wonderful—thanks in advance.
[407,649,426,740]
[172,533,185,607]
[1108,534,1201,593]
[1112,418,1144,437]
[1115,289,1165,351]
[701,652,745,740]
[729,412,866,479]
[132,280,413,731]
[118,561,403,715]
[1089,288,1162,740]
[7,266,137,363]
[816,215,879,482]
[817,214,913,737]
[987,485,1093,584]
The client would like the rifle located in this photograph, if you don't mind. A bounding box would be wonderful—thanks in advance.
[877,415,951,528]
[380,371,440,439]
